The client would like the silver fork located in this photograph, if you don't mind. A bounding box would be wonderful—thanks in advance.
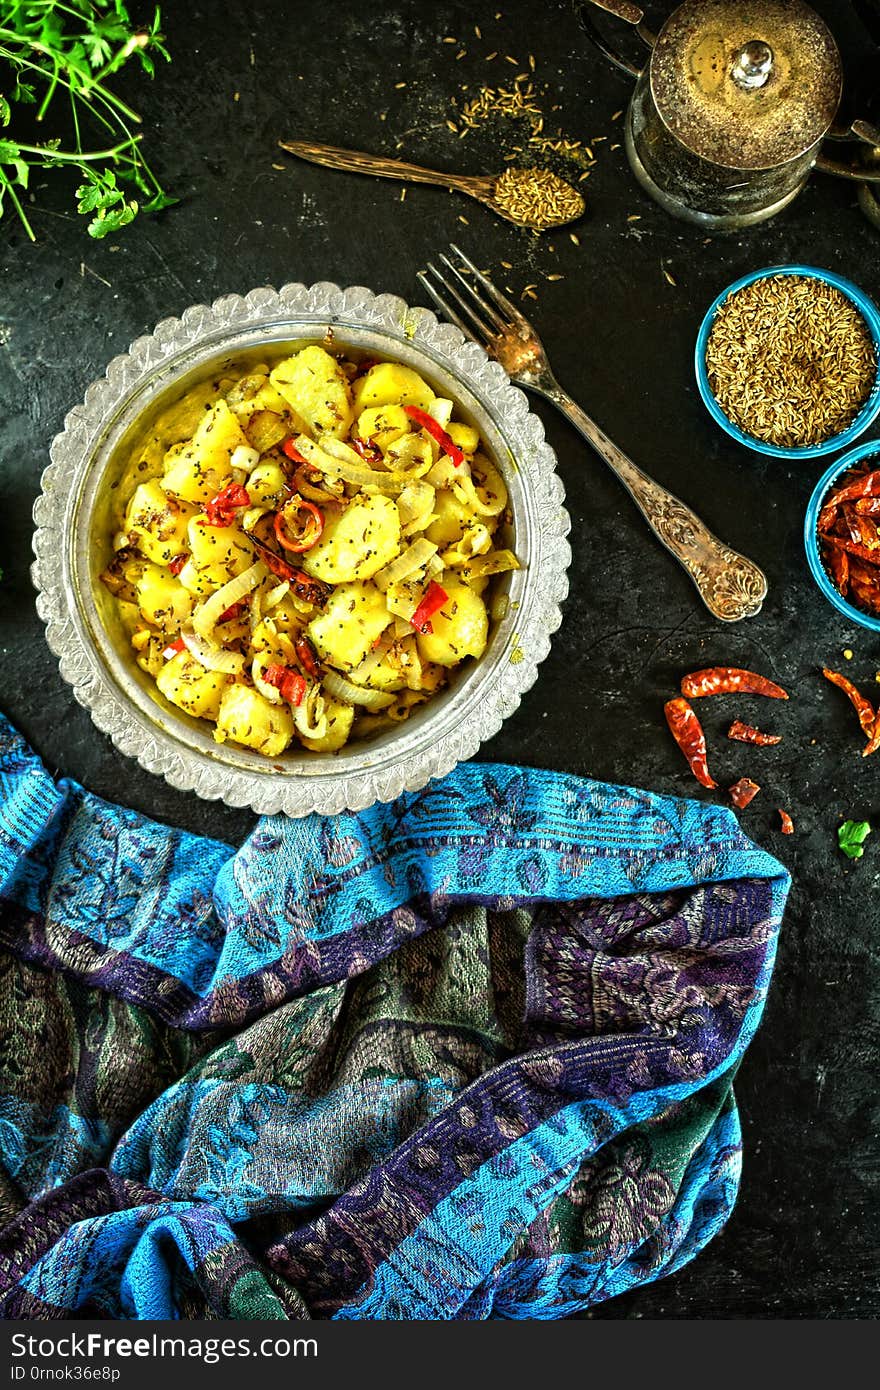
[418,244,767,622]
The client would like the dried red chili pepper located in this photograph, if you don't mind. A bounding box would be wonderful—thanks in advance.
[822,667,876,737]
[847,561,880,615]
[162,636,185,661]
[410,580,449,634]
[664,698,716,789]
[282,437,308,465]
[823,541,850,595]
[680,668,789,700]
[263,663,307,706]
[863,713,880,759]
[404,405,465,466]
[778,808,795,835]
[248,537,329,604]
[817,469,880,531]
[842,505,880,552]
[854,496,880,516]
[205,482,251,527]
[168,553,187,576]
[274,500,324,553]
[727,720,782,747]
[729,777,760,809]
[294,635,322,680]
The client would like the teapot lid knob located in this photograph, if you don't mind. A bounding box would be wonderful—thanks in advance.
[731,40,774,91]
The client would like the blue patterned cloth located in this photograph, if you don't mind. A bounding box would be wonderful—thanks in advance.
[0,714,790,1319]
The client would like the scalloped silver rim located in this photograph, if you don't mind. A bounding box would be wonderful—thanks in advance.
[33,282,571,817]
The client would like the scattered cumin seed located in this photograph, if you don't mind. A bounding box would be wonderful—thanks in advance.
[570,232,580,245]
[400,188,406,200]
[547,273,563,281]
[705,274,877,448]
[271,163,285,170]
[475,24,481,37]
[627,214,641,221]
[395,81,406,89]
[529,54,535,70]
[505,55,519,65]
[443,36,456,43]
[446,120,458,133]
[501,260,513,268]
[485,51,498,60]
[612,109,623,120]
[663,267,677,286]
[456,50,466,59]
[458,215,469,224]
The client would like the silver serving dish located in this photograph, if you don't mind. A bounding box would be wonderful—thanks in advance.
[32,282,571,817]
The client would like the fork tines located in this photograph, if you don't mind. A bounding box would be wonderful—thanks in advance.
[418,243,527,347]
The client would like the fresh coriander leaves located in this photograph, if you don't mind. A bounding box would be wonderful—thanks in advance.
[0,1,172,241]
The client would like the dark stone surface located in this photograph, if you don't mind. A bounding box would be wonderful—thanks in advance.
[1,0,878,1318]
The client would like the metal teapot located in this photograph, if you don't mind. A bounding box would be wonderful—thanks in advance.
[578,0,880,230]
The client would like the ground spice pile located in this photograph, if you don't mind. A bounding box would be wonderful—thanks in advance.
[705,275,877,448]
[492,166,584,230]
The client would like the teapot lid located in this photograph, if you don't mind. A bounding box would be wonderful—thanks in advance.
[650,0,842,170]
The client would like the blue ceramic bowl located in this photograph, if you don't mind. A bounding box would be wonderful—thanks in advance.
[695,265,880,460]
[804,439,880,632]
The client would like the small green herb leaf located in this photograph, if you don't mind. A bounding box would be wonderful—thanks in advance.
[0,139,22,162]
[838,820,872,860]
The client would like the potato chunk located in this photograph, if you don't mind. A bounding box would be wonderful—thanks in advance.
[187,516,254,591]
[301,494,401,584]
[270,346,353,439]
[156,651,226,720]
[298,697,354,752]
[213,683,294,757]
[308,582,392,669]
[416,580,488,667]
[353,404,411,450]
[162,401,250,505]
[134,563,194,629]
[424,491,477,548]
[125,480,194,565]
[352,361,435,415]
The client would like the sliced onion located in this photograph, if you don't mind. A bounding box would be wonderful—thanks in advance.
[192,560,268,645]
[452,460,507,517]
[252,653,282,704]
[441,524,494,567]
[373,538,438,591]
[293,685,328,740]
[398,481,436,536]
[231,444,260,473]
[322,670,395,710]
[264,581,290,610]
[428,398,454,429]
[295,435,431,494]
[181,628,246,674]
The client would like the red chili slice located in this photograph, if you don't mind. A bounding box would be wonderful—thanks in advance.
[282,437,308,465]
[729,777,760,809]
[205,482,251,527]
[404,405,465,466]
[664,697,716,789]
[351,437,383,463]
[263,663,307,706]
[274,500,324,553]
[169,554,187,576]
[410,580,449,634]
[681,668,789,700]
[778,809,795,835]
[162,636,185,661]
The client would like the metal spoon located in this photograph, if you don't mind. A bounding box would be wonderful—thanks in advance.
[278,139,585,231]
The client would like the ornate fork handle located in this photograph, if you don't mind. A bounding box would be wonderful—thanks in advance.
[547,382,767,622]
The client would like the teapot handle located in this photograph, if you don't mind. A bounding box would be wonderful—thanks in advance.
[816,118,880,183]
[573,1,656,80]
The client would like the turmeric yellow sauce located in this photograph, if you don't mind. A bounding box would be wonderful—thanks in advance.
[101,345,520,758]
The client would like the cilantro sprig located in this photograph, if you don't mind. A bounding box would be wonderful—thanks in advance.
[0,1,173,240]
